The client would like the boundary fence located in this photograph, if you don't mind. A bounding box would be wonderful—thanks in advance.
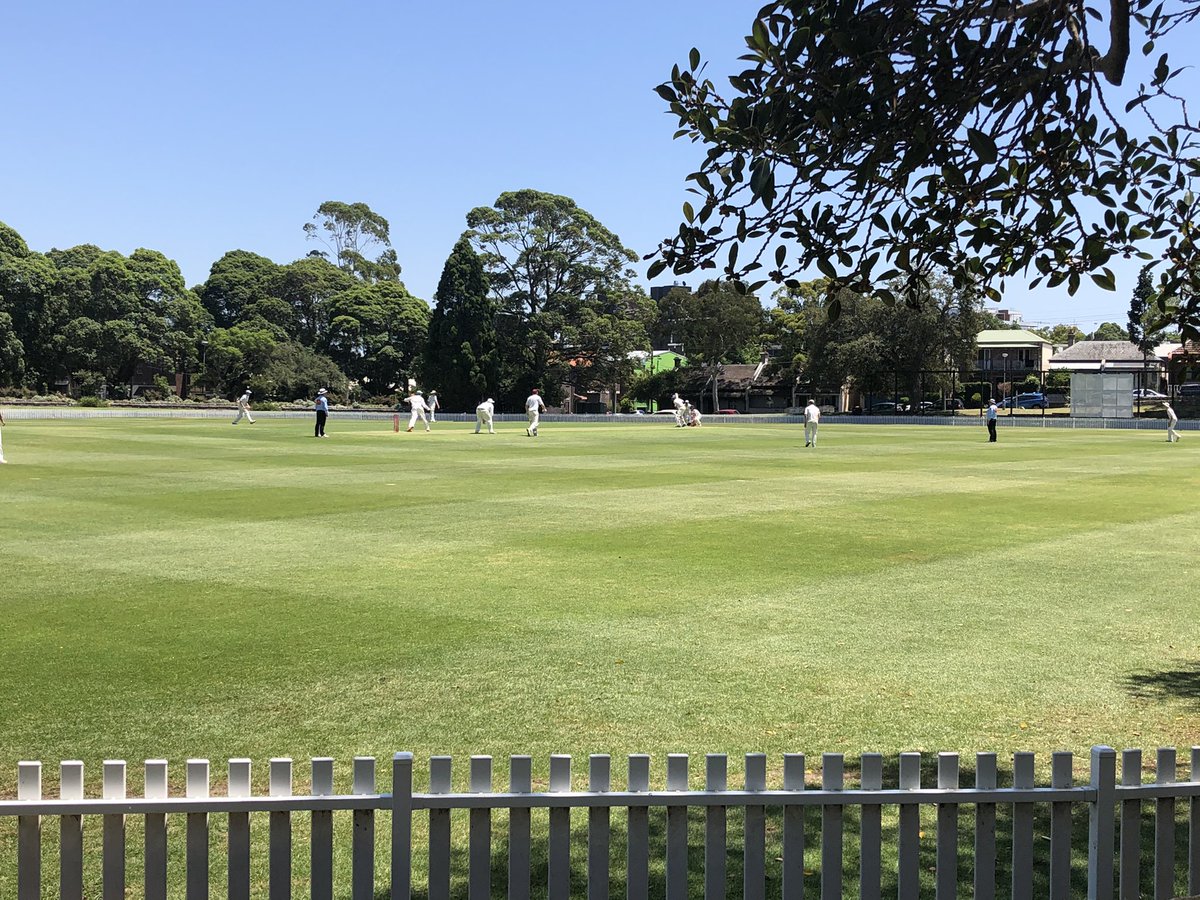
[2,407,1195,432]
[4,746,1199,899]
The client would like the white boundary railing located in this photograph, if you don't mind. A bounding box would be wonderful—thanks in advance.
[4,746,1200,899]
[2,406,1194,431]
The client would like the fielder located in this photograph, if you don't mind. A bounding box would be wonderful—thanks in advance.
[804,399,820,447]
[0,408,7,463]
[428,390,440,423]
[1165,401,1180,442]
[525,388,546,437]
[475,398,495,433]
[232,388,254,424]
[406,390,430,432]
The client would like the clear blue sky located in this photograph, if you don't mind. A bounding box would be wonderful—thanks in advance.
[1,0,1192,332]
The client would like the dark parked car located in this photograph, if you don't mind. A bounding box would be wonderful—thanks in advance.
[870,401,902,412]
[938,398,965,410]
[1179,383,1200,397]
[1000,392,1048,409]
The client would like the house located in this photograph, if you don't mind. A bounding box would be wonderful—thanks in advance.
[1049,340,1163,389]
[627,349,687,374]
[975,329,1054,374]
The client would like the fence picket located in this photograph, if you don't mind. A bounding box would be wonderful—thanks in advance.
[509,756,532,900]
[704,754,727,900]
[974,753,997,900]
[1155,748,1176,900]
[744,753,767,900]
[1011,752,1035,900]
[783,753,806,900]
[17,761,40,900]
[391,752,413,900]
[548,754,572,900]
[1050,752,1073,900]
[820,754,842,900]
[588,755,611,900]
[270,758,293,900]
[935,753,958,900]
[1087,746,1117,900]
[353,757,376,900]
[428,756,451,900]
[1119,749,1141,900]
[1190,747,1200,898]
[859,753,881,900]
[101,761,126,900]
[228,759,252,900]
[144,760,169,900]
[470,756,493,900]
[666,754,689,900]
[186,760,210,900]
[60,761,84,900]
[627,755,651,900]
[897,752,920,900]
[311,758,334,900]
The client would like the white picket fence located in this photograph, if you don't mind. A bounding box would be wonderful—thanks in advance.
[3,746,1199,899]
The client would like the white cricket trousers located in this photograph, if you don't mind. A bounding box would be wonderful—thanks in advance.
[0,426,5,462]
[475,410,493,433]
[1168,422,1180,442]
[527,410,540,435]
[232,405,254,424]
[409,410,429,431]
[805,422,818,446]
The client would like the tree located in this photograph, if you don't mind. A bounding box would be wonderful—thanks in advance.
[1127,263,1177,351]
[198,250,285,328]
[804,277,984,400]
[1036,323,1088,345]
[466,189,643,405]
[651,2,1200,336]
[424,236,500,410]
[303,201,401,283]
[327,280,429,396]
[1092,321,1130,340]
[278,256,356,350]
[657,279,765,409]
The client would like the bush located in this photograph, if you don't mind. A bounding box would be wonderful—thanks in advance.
[255,400,281,411]
[77,396,109,408]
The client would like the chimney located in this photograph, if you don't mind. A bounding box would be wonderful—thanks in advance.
[1067,333,1075,347]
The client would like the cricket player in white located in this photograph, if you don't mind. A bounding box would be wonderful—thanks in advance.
[687,403,703,426]
[475,398,495,433]
[0,408,7,463]
[804,399,820,447]
[1165,401,1180,442]
[406,391,430,432]
[525,389,546,436]
[232,389,254,424]
[672,392,686,426]
[428,390,440,423]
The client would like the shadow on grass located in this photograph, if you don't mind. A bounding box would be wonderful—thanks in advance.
[1124,662,1200,705]
[369,756,1191,900]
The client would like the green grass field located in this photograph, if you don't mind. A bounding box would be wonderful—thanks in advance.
[2,415,1198,785]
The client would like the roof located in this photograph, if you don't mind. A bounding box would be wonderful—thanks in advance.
[976,329,1051,346]
[1050,340,1150,363]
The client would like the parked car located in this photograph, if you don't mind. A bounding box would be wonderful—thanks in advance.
[1132,389,1168,401]
[716,409,740,415]
[938,398,965,410]
[1000,392,1048,409]
[1177,383,1200,397]
[870,401,902,412]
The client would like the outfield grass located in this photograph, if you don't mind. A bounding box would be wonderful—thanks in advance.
[1,415,1197,785]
